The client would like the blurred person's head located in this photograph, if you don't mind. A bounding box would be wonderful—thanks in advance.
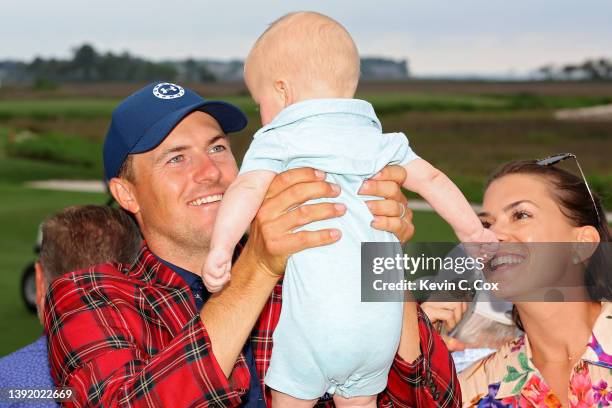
[479,160,610,325]
[36,205,142,322]
[104,84,246,265]
[244,11,360,125]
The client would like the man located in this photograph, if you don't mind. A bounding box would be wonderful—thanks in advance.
[45,83,459,407]
[0,205,141,408]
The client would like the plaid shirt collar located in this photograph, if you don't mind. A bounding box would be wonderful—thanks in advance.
[155,255,210,308]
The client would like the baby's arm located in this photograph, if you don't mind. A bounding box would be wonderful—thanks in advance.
[203,170,277,292]
[401,158,494,243]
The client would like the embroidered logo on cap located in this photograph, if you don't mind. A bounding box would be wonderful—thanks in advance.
[153,83,185,100]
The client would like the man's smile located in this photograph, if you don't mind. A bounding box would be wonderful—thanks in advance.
[187,193,224,206]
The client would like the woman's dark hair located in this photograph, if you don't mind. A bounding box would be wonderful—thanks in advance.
[486,160,611,330]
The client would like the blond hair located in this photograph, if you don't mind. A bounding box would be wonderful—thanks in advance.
[246,11,360,98]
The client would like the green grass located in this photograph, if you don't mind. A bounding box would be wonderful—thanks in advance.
[0,99,118,120]
[6,131,102,166]
[0,155,102,183]
[0,128,104,183]
[364,93,507,113]
[0,97,258,120]
[2,93,612,121]
[0,183,106,356]
[498,93,612,110]
[411,211,456,242]
[361,93,612,114]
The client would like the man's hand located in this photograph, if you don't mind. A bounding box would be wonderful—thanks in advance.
[421,301,468,352]
[359,165,414,243]
[242,167,346,278]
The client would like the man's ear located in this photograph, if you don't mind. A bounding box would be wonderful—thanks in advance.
[35,262,46,324]
[108,177,140,214]
[274,79,292,107]
[573,225,601,263]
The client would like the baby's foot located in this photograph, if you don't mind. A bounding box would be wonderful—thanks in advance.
[202,248,233,293]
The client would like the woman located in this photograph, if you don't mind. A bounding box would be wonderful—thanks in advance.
[459,159,611,407]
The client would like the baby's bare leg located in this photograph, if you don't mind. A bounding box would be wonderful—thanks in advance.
[271,389,318,408]
[332,394,377,408]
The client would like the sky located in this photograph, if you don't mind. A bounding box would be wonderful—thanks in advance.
[2,0,612,76]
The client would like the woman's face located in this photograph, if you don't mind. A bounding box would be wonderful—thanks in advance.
[481,173,577,243]
[480,173,587,300]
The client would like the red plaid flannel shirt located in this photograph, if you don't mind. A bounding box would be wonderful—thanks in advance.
[45,245,460,407]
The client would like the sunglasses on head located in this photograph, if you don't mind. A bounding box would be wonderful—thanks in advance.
[536,153,603,228]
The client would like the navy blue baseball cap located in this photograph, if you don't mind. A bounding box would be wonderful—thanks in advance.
[103,82,247,181]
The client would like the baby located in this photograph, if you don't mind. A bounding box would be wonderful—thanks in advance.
[203,11,496,408]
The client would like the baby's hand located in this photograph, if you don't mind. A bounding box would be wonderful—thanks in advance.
[202,248,233,293]
[463,228,499,262]
[467,228,498,244]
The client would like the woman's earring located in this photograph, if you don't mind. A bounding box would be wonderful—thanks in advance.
[572,254,581,265]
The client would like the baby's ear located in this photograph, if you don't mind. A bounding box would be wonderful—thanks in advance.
[274,79,291,106]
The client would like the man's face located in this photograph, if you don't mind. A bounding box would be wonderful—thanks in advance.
[127,111,238,253]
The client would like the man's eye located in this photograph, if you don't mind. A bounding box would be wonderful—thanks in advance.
[480,219,491,229]
[210,145,226,153]
[167,155,184,164]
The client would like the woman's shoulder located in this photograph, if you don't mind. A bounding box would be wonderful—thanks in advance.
[585,301,612,368]
[459,335,527,406]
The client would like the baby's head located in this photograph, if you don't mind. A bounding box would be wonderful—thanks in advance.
[245,11,360,125]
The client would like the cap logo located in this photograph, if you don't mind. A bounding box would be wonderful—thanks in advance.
[153,83,185,100]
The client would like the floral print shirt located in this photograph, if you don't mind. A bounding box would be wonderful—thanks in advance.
[460,302,612,408]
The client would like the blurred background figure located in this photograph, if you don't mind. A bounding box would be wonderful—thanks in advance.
[0,205,141,406]
[422,298,518,372]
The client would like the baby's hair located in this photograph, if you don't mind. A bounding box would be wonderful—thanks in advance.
[246,11,360,97]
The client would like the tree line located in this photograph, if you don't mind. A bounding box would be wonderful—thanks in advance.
[21,44,216,84]
[538,58,612,81]
[3,43,409,86]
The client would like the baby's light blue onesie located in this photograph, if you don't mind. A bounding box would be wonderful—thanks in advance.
[239,99,418,399]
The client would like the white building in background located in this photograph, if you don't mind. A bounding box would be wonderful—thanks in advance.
[360,58,410,80]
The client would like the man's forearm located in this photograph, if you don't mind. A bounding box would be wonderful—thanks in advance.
[385,305,461,407]
[200,247,279,376]
[397,301,421,363]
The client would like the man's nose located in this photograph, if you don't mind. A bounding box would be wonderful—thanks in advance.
[193,154,221,183]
